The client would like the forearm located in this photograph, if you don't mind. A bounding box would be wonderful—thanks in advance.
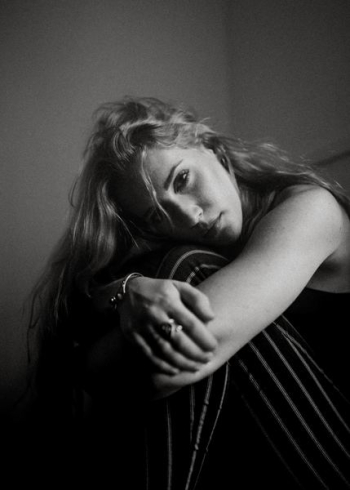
[84,256,310,399]
[84,187,345,399]
[84,262,261,399]
[151,263,314,396]
[178,191,340,377]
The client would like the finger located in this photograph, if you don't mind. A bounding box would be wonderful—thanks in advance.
[169,305,218,352]
[133,332,180,375]
[169,328,215,363]
[173,281,215,322]
[148,328,207,372]
[142,303,217,355]
[136,330,203,373]
[151,317,215,363]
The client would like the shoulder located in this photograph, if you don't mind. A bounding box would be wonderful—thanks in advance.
[249,185,346,261]
[272,184,345,230]
[274,184,340,208]
[271,186,350,290]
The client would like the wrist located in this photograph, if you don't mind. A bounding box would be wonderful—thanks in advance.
[109,272,143,312]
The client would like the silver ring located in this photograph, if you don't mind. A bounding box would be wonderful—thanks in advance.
[159,318,183,338]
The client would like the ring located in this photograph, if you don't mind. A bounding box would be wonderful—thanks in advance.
[159,318,183,339]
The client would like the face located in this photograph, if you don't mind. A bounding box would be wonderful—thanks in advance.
[118,146,243,247]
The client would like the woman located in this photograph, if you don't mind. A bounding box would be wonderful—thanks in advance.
[28,97,350,488]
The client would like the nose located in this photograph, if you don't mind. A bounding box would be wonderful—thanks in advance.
[167,199,203,228]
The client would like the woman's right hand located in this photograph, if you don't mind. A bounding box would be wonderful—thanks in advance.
[118,276,218,375]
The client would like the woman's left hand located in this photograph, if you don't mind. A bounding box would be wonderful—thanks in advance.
[118,276,218,375]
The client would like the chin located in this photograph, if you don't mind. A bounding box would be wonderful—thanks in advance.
[218,228,239,245]
[205,237,236,251]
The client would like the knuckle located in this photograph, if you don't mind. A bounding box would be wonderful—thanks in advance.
[158,341,172,355]
[151,331,171,351]
[158,295,173,310]
[184,318,197,333]
[159,288,178,306]
[172,334,185,349]
[162,279,176,292]
[147,305,165,322]
[162,281,179,298]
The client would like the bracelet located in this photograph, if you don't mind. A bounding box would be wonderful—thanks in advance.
[109,272,143,311]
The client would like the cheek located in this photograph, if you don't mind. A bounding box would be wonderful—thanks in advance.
[193,179,217,207]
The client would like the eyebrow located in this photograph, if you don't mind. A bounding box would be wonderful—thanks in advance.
[142,159,183,219]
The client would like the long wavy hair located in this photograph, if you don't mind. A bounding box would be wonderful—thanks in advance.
[26,96,350,414]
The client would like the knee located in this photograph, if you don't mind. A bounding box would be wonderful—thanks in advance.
[155,244,229,285]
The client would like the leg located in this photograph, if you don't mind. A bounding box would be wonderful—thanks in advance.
[146,244,350,489]
[81,244,350,489]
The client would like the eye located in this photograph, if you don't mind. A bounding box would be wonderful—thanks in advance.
[174,169,190,192]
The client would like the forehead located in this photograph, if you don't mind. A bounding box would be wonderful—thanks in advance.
[144,146,191,189]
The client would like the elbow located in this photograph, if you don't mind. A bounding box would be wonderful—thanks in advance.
[149,366,209,400]
[150,357,221,400]
[149,372,185,400]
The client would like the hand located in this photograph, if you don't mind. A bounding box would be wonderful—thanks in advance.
[119,276,217,375]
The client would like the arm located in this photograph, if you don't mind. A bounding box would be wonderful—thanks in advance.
[151,186,347,396]
[80,247,225,400]
[85,186,346,398]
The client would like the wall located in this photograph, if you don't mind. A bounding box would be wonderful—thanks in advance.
[0,0,231,411]
[225,0,350,161]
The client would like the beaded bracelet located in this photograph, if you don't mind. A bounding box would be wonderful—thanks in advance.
[109,272,143,311]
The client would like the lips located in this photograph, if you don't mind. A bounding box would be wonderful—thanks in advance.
[203,214,221,239]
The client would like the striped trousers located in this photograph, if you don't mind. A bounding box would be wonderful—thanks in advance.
[86,245,350,489]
